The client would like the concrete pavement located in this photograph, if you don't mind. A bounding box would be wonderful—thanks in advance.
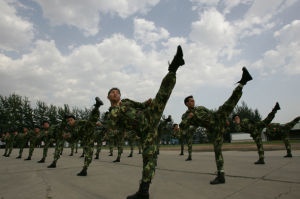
[1,148,300,199]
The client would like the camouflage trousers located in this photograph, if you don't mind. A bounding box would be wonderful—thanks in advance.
[28,141,37,158]
[254,136,264,160]
[179,136,185,154]
[82,141,94,169]
[128,138,136,156]
[140,72,176,183]
[186,133,193,158]
[116,134,124,159]
[42,140,51,159]
[18,141,27,157]
[283,136,291,154]
[195,85,243,172]
[53,139,64,162]
[95,141,102,157]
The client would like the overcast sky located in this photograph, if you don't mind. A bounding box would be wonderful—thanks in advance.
[0,0,299,124]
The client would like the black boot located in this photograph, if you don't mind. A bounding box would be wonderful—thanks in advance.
[113,157,120,162]
[127,181,150,199]
[6,154,10,157]
[210,172,225,185]
[47,161,56,168]
[254,158,265,164]
[179,152,184,155]
[284,152,292,158]
[24,157,31,160]
[274,102,281,111]
[77,167,87,176]
[69,153,73,156]
[94,97,104,108]
[94,155,99,159]
[80,153,84,158]
[237,67,253,85]
[168,45,185,73]
[16,155,21,159]
[128,153,133,158]
[109,153,113,156]
[185,156,192,161]
[37,158,45,163]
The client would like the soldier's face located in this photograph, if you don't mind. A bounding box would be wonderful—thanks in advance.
[185,98,195,109]
[23,127,28,132]
[14,131,18,135]
[234,116,240,124]
[34,128,40,133]
[68,118,76,126]
[107,89,121,103]
[43,122,50,129]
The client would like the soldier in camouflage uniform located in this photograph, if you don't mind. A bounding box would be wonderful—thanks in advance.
[67,97,103,176]
[266,116,300,157]
[126,130,139,157]
[2,131,10,156]
[233,102,280,164]
[7,130,18,157]
[156,115,172,155]
[172,124,185,155]
[37,121,54,163]
[16,127,29,159]
[25,126,41,160]
[180,67,253,185]
[47,119,68,168]
[106,46,185,199]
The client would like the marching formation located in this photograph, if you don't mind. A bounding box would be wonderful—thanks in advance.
[1,46,299,199]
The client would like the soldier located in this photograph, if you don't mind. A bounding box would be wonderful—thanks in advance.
[16,127,29,159]
[67,97,103,176]
[113,129,125,162]
[156,115,172,155]
[172,124,185,155]
[126,131,139,158]
[106,45,185,199]
[37,121,53,163]
[180,67,253,185]
[47,118,68,168]
[266,116,300,157]
[233,102,280,164]
[24,126,41,160]
[94,125,105,159]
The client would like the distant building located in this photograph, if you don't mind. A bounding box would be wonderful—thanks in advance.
[290,122,300,139]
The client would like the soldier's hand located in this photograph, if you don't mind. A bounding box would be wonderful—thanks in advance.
[188,112,194,118]
[145,98,152,105]
[96,121,102,126]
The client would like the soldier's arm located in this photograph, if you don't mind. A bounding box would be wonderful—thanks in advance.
[121,98,150,109]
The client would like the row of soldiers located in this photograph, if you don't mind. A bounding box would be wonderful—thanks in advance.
[1,46,299,199]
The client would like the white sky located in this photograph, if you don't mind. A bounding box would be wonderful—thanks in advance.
[0,0,299,124]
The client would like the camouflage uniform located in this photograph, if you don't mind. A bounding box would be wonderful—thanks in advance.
[16,132,28,158]
[180,85,243,175]
[107,71,176,183]
[26,130,41,159]
[39,126,54,161]
[236,107,279,162]
[94,126,105,159]
[126,131,139,157]
[173,128,185,155]
[180,111,197,160]
[156,117,172,155]
[50,122,68,165]
[266,116,300,157]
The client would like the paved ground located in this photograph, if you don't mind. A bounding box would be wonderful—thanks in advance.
[1,148,300,199]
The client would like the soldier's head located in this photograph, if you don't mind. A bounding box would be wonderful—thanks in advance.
[34,126,40,133]
[42,121,50,129]
[232,115,240,124]
[107,87,121,105]
[173,123,179,131]
[23,127,29,133]
[13,129,18,135]
[184,95,194,109]
[66,114,76,126]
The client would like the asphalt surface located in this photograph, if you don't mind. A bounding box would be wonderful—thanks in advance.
[1,148,300,199]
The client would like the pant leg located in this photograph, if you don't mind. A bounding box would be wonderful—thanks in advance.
[213,133,224,172]
[187,135,193,158]
[28,141,35,158]
[283,136,291,154]
[43,141,50,159]
[53,139,64,162]
[216,86,243,119]
[254,136,264,160]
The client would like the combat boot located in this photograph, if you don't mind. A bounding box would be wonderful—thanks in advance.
[2,154,6,156]
[109,153,113,156]
[127,181,150,199]
[128,153,133,158]
[179,152,184,156]
[168,45,185,73]
[80,153,85,158]
[47,161,56,168]
[24,157,31,160]
[210,172,225,185]
[254,158,265,164]
[274,102,281,111]
[16,155,21,159]
[94,97,104,108]
[94,154,99,159]
[237,67,253,85]
[113,157,120,162]
[77,167,87,176]
[284,151,292,158]
[37,158,45,163]
[185,156,192,161]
